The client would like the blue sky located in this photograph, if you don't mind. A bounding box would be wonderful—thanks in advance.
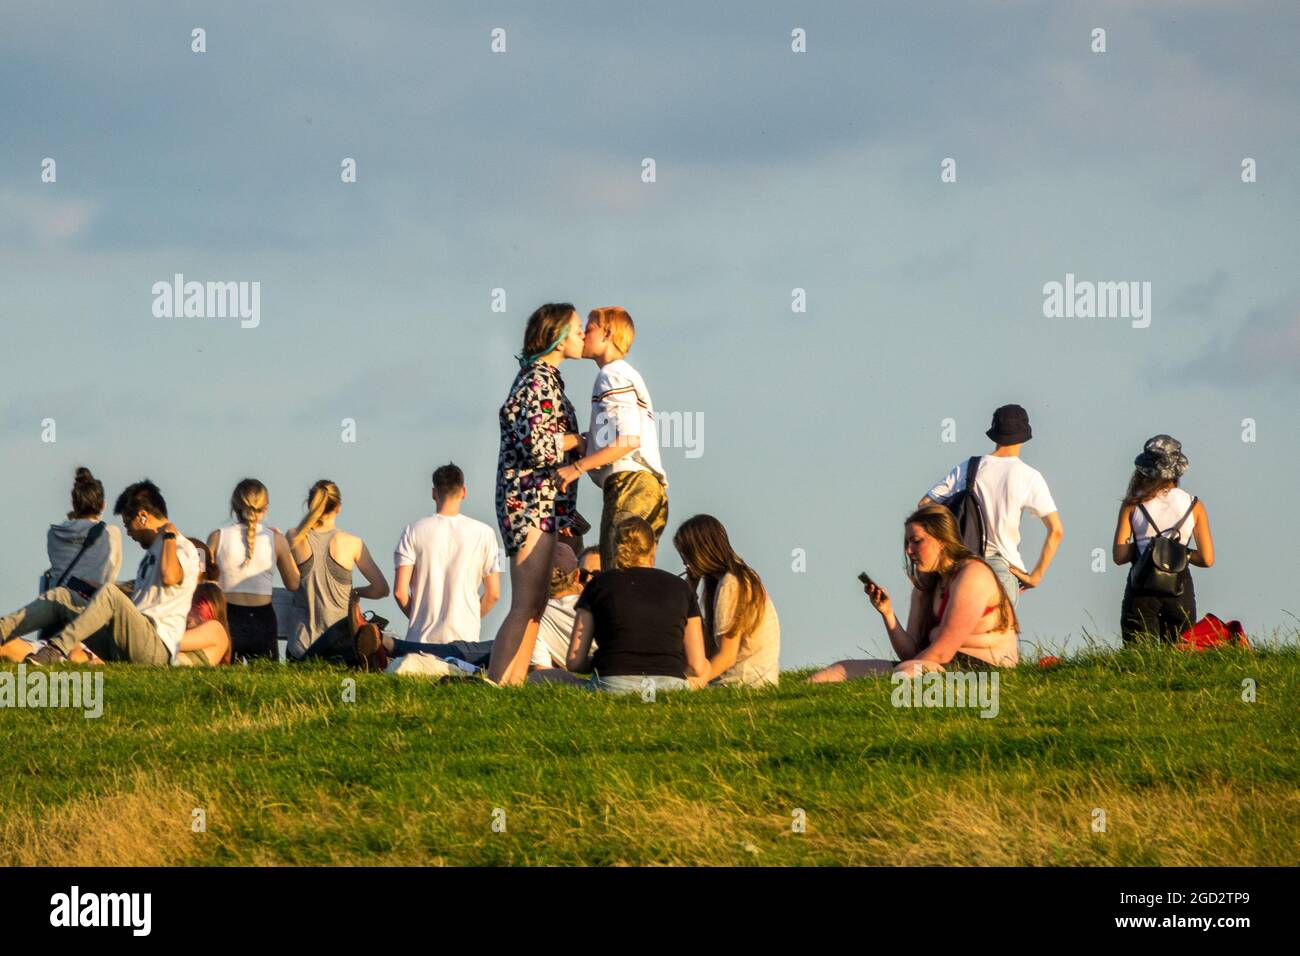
[2,0,1297,665]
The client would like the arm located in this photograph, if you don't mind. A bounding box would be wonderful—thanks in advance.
[566,608,596,673]
[158,523,184,586]
[1010,511,1064,588]
[865,581,925,660]
[1188,501,1214,568]
[273,530,301,590]
[683,616,709,682]
[179,620,226,653]
[480,571,501,617]
[1113,504,1137,566]
[352,541,390,600]
[917,462,961,510]
[914,566,986,666]
[393,563,415,617]
[288,519,313,565]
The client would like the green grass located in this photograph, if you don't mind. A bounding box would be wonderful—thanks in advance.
[2,642,1297,866]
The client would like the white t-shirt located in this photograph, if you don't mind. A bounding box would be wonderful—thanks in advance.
[132,534,200,663]
[1131,487,1198,554]
[586,359,667,489]
[531,594,580,668]
[394,513,501,644]
[926,455,1058,570]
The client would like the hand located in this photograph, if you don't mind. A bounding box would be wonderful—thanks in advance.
[687,674,711,690]
[863,580,892,618]
[1009,566,1041,590]
[555,464,582,491]
[894,658,944,678]
[158,521,178,538]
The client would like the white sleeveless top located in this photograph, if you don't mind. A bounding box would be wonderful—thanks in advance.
[216,522,275,595]
[1131,488,1198,553]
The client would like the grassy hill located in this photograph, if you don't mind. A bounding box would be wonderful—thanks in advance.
[3,643,1296,866]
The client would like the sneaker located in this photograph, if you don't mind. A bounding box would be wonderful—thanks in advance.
[27,643,69,666]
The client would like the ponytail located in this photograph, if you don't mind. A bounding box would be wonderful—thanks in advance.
[290,480,341,549]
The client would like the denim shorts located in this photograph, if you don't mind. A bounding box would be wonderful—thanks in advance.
[984,555,1021,607]
[588,674,690,695]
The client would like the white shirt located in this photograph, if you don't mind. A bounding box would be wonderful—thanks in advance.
[394,513,501,644]
[926,455,1058,570]
[586,359,667,489]
[1131,487,1198,554]
[531,594,580,668]
[215,523,275,596]
[132,534,200,663]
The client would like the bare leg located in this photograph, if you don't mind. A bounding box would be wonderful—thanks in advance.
[806,659,897,683]
[487,528,556,685]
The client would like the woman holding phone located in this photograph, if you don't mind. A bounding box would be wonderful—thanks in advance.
[808,505,1018,681]
[487,302,587,685]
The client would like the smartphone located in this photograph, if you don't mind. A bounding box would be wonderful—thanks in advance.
[857,572,876,589]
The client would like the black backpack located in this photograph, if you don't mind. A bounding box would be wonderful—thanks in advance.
[1128,498,1198,596]
[943,456,987,556]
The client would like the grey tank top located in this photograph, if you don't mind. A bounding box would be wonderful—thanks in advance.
[289,529,353,658]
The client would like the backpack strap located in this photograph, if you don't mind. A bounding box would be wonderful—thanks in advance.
[1170,496,1199,541]
[54,521,106,589]
[1135,502,1163,537]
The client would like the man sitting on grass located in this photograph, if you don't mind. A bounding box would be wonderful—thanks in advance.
[0,480,199,666]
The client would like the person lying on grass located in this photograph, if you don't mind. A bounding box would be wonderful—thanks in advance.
[529,516,708,694]
[672,514,780,688]
[808,506,1019,682]
[177,582,232,667]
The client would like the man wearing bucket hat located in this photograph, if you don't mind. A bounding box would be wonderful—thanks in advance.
[919,404,1064,606]
[1111,435,1215,644]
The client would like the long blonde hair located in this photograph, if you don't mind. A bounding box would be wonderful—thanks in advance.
[904,506,1018,637]
[290,480,341,548]
[229,478,269,567]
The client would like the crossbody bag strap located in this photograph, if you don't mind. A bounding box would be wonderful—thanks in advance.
[55,521,106,588]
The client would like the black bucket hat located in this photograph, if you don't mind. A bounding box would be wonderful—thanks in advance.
[986,404,1032,445]
[1134,434,1188,479]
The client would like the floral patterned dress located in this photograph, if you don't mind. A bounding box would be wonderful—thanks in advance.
[495,360,580,556]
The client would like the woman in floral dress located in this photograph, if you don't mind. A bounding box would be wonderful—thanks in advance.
[488,302,587,684]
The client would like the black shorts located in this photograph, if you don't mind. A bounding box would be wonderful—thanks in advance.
[227,602,279,662]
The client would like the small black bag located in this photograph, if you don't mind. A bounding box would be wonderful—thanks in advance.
[943,456,987,556]
[1128,498,1198,596]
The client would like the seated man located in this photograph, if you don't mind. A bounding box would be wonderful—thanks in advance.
[0,480,199,666]
[528,544,599,670]
[381,464,501,667]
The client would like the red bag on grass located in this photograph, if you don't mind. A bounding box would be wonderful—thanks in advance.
[1178,614,1251,651]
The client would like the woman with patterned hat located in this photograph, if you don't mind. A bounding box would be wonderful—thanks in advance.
[1111,435,1215,644]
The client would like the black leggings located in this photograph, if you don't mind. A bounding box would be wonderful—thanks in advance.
[228,603,279,662]
[1121,569,1196,644]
